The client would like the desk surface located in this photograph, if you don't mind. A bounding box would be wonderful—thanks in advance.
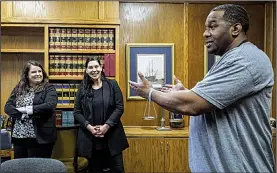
[124,126,189,137]
[123,126,276,138]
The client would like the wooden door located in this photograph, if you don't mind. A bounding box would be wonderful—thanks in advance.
[164,138,190,173]
[123,137,164,173]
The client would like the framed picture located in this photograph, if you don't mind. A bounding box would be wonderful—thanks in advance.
[204,45,221,75]
[126,43,174,100]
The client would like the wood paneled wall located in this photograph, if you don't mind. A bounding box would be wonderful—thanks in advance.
[1,54,44,114]
[1,1,275,125]
[119,3,185,126]
[264,2,276,119]
[1,1,119,24]
[187,2,275,120]
[187,3,266,88]
[119,2,276,126]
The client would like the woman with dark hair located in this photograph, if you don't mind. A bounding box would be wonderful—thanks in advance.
[74,56,128,173]
[5,60,58,158]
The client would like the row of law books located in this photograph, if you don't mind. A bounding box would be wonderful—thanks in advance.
[55,110,75,127]
[49,54,115,77]
[54,83,80,105]
[49,28,114,50]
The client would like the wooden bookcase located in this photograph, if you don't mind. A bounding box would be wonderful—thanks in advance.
[1,23,120,113]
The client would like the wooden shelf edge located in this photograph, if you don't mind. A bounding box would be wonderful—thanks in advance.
[1,23,46,27]
[49,76,115,80]
[57,104,74,109]
[49,76,83,80]
[49,49,116,54]
[1,49,45,53]
[1,17,120,25]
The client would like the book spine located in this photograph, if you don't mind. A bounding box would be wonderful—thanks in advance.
[66,28,72,49]
[60,28,67,50]
[55,28,61,49]
[91,29,97,49]
[62,111,68,127]
[104,54,110,76]
[60,55,66,76]
[55,110,62,126]
[83,55,88,71]
[84,29,91,50]
[77,28,85,50]
[69,84,75,105]
[69,56,74,76]
[78,55,83,76]
[71,29,78,50]
[108,29,115,50]
[54,55,60,76]
[102,29,109,50]
[72,55,78,76]
[56,83,63,105]
[49,28,55,50]
[49,55,55,76]
[96,29,102,49]
[57,55,62,76]
[109,54,115,77]
[65,55,72,76]
[62,84,70,105]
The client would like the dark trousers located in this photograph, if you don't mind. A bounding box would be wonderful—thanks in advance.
[88,149,124,173]
[13,138,54,159]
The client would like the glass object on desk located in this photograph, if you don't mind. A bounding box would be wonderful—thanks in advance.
[143,98,157,120]
[169,112,184,128]
[156,107,171,131]
[270,117,276,128]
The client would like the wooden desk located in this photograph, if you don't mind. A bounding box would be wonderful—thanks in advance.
[123,126,190,173]
[123,126,276,173]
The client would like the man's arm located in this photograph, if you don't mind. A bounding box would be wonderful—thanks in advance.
[129,72,215,116]
[151,89,215,115]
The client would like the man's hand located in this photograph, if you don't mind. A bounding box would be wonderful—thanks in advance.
[161,75,186,92]
[95,124,110,138]
[129,72,153,99]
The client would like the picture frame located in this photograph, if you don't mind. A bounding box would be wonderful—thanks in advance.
[204,45,221,75]
[126,43,174,100]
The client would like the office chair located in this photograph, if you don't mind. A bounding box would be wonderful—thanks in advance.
[0,158,67,173]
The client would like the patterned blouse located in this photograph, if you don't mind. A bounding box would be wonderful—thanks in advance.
[12,88,36,138]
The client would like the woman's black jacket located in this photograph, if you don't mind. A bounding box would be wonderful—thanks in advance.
[74,79,129,157]
[4,83,58,144]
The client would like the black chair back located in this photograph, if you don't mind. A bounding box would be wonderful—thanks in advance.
[0,158,67,173]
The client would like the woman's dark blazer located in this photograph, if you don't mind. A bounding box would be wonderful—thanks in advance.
[74,79,129,158]
[4,83,58,144]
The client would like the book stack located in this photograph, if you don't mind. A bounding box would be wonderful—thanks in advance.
[49,27,115,50]
[49,54,87,77]
[54,83,79,106]
[55,110,75,127]
[62,111,75,127]
[49,54,115,77]
[55,110,62,126]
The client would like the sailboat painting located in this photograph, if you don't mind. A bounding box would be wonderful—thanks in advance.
[137,54,165,89]
[126,43,174,100]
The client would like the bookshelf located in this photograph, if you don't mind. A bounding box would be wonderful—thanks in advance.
[49,49,116,54]
[1,24,120,125]
[1,49,45,53]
